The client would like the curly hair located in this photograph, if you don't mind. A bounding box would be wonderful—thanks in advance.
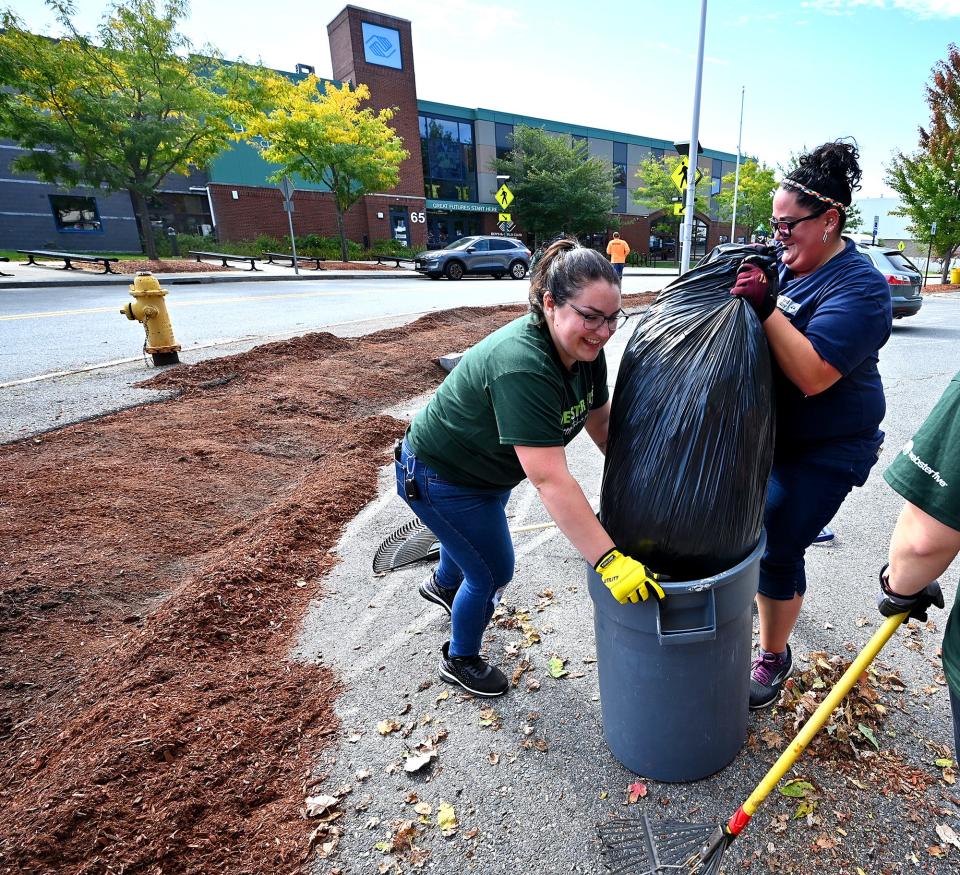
[783,139,863,230]
[528,236,620,325]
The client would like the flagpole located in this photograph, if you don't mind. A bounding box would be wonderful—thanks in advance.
[730,85,745,240]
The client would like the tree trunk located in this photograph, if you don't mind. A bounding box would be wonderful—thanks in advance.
[939,245,955,283]
[130,188,158,261]
[335,201,348,263]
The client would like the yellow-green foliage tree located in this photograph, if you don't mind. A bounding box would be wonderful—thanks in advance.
[633,155,709,243]
[244,80,409,262]
[714,159,777,240]
[0,0,247,259]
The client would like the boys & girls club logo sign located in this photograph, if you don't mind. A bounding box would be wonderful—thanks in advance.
[361,22,402,70]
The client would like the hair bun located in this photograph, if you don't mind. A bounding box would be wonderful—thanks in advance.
[797,139,862,196]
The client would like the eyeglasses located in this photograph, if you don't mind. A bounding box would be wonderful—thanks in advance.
[769,208,826,238]
[568,302,629,332]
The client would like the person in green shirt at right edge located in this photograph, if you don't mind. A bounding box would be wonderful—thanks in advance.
[880,370,960,754]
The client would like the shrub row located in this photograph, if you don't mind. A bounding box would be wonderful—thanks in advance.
[163,233,417,261]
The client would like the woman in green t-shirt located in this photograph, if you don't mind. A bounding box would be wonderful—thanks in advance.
[397,237,662,697]
[880,371,960,754]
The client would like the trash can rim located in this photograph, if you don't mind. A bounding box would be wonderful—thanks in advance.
[652,529,767,594]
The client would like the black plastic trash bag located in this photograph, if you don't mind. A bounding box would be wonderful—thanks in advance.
[600,243,775,580]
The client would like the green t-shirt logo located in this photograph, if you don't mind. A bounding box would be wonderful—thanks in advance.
[561,389,594,433]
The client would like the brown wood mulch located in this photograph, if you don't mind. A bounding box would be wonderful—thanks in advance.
[0,294,652,875]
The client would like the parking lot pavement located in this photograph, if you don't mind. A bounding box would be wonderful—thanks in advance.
[295,294,960,875]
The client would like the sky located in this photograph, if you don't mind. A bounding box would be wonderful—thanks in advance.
[7,0,960,198]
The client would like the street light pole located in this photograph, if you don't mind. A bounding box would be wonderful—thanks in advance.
[730,85,745,241]
[681,0,708,274]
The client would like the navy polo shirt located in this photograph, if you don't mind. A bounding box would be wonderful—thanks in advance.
[773,238,892,452]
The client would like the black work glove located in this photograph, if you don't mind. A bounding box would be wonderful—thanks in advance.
[730,252,779,321]
[877,563,945,622]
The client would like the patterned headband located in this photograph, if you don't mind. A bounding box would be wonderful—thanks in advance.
[782,179,847,214]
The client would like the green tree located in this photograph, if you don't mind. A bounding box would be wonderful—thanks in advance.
[0,0,245,259]
[492,125,616,248]
[244,79,408,262]
[887,44,960,281]
[633,154,709,248]
[715,159,777,239]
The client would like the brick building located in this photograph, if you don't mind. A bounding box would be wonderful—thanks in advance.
[0,4,745,258]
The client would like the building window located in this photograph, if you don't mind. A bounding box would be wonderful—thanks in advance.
[651,147,665,161]
[49,195,102,232]
[495,122,514,161]
[420,113,477,202]
[612,142,628,212]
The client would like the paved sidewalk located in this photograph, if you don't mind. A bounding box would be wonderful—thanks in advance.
[0,258,680,289]
[0,259,420,288]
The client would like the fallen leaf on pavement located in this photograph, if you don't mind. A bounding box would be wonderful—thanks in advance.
[437,801,458,836]
[548,655,568,679]
[936,822,960,849]
[305,794,339,817]
[627,781,647,803]
[779,780,814,799]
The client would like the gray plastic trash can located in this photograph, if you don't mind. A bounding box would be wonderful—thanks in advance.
[587,532,765,782]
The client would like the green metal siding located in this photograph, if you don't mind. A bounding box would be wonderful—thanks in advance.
[207,74,338,190]
[208,141,330,191]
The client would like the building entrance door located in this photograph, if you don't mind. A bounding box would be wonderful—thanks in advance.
[390,206,410,247]
[427,212,480,248]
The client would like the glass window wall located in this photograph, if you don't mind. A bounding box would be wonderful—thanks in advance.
[420,113,478,202]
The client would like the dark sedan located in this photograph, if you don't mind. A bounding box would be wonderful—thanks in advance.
[854,243,923,319]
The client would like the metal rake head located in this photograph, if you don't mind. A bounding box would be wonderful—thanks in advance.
[372,517,440,574]
[600,815,729,875]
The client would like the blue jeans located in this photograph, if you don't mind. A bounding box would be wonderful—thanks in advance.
[396,440,514,657]
[759,444,878,600]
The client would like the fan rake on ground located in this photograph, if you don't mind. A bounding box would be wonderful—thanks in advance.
[372,517,557,574]
[599,612,910,874]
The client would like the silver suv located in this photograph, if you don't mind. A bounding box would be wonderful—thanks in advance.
[854,242,923,319]
[415,236,531,281]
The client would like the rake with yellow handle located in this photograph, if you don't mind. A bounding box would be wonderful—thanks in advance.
[599,609,920,874]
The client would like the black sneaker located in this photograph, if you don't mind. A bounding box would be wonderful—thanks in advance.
[749,644,793,710]
[438,641,508,697]
[419,572,456,617]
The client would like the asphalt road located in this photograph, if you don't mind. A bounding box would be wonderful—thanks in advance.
[0,276,524,384]
[0,273,666,385]
[297,292,960,874]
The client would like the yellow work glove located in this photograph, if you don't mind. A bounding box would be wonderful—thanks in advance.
[594,548,664,604]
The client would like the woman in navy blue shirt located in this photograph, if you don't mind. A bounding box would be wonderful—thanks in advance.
[731,141,892,708]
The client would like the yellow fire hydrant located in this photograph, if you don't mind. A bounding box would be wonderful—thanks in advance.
[120,271,181,366]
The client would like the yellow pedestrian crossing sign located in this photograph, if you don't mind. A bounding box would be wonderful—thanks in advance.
[671,157,704,193]
[674,202,685,216]
[495,184,514,210]
[898,241,906,251]
[498,212,511,223]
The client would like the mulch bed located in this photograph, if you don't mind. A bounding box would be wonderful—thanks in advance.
[0,293,654,875]
[923,284,960,294]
